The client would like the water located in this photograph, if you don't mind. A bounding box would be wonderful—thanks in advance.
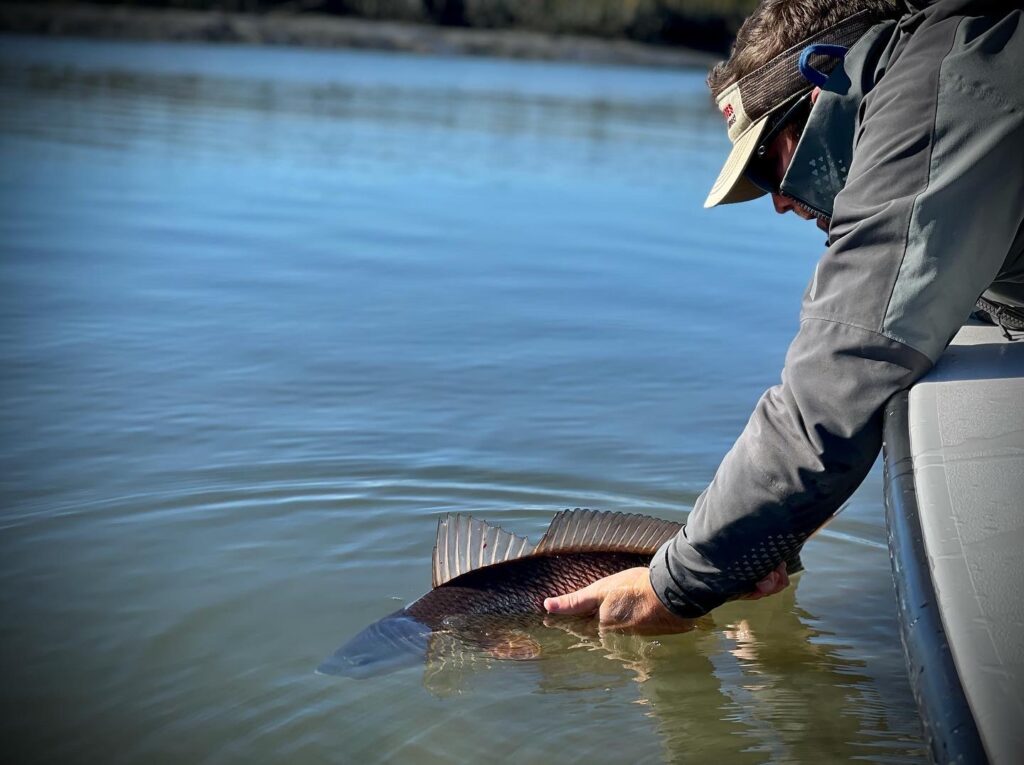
[0,35,925,763]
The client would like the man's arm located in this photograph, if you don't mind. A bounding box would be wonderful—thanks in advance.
[651,11,1024,618]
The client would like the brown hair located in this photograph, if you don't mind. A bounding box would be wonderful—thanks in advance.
[707,0,902,98]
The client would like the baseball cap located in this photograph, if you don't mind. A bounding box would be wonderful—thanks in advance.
[704,11,877,209]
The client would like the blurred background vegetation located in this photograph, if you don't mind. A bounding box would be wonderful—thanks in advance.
[12,1,759,53]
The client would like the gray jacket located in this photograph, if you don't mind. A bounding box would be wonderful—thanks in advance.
[650,0,1024,618]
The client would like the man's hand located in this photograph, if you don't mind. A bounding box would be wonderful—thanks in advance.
[733,562,790,601]
[543,563,792,632]
[543,567,695,634]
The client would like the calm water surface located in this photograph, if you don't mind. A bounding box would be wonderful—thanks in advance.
[0,35,925,763]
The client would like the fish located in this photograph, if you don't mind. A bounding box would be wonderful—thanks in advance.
[319,507,806,678]
[318,508,691,678]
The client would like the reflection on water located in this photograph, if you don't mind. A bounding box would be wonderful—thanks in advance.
[345,583,909,763]
[649,589,879,765]
[0,36,924,763]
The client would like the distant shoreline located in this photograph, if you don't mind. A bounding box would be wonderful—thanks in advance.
[0,3,720,70]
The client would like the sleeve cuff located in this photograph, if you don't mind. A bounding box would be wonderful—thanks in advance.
[649,538,724,619]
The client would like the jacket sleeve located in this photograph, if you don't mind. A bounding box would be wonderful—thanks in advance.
[650,11,1024,617]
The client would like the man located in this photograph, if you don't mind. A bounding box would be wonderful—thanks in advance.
[544,0,1024,630]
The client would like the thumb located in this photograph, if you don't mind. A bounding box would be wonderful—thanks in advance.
[544,584,603,615]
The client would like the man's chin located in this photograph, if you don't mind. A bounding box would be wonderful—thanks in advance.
[794,211,830,233]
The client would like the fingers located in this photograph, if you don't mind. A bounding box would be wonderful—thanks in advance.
[752,562,790,597]
[544,583,603,615]
[543,569,697,636]
[735,563,791,601]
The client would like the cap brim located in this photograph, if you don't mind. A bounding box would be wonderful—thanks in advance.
[704,113,772,209]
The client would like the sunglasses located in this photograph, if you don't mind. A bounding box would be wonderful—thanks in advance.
[744,91,813,196]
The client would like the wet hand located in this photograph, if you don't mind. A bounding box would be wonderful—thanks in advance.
[733,562,790,601]
[543,567,695,634]
[543,562,793,632]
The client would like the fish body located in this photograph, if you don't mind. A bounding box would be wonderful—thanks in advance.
[407,550,652,618]
[319,509,685,677]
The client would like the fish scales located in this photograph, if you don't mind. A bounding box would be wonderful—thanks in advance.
[407,551,651,619]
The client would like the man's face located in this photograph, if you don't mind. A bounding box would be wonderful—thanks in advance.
[753,88,829,232]
[765,129,829,231]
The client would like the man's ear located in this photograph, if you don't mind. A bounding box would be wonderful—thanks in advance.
[810,86,822,104]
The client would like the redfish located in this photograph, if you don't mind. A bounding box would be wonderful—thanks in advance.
[318,509,688,678]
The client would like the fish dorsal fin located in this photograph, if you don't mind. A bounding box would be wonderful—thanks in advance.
[431,514,533,589]
[532,508,682,555]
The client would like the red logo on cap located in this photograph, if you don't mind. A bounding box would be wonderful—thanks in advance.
[722,104,736,128]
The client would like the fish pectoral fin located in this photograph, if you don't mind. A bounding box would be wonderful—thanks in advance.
[479,630,542,661]
[431,514,533,588]
[532,508,683,556]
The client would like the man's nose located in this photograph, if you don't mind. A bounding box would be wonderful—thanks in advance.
[771,192,794,214]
